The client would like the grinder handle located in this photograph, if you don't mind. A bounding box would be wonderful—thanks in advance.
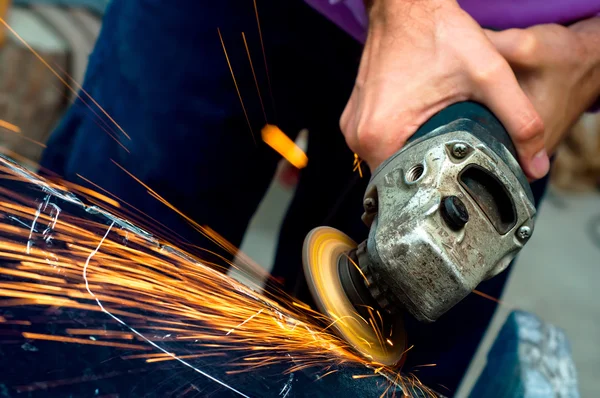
[406,101,518,160]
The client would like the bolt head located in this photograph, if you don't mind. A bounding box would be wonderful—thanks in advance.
[517,226,532,241]
[451,143,468,159]
[363,197,377,212]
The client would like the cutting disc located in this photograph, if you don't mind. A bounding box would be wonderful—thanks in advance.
[302,226,407,366]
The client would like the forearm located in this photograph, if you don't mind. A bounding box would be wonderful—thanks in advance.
[364,0,459,24]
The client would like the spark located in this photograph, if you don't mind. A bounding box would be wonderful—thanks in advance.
[0,18,131,150]
[146,352,227,363]
[218,28,256,145]
[400,345,414,357]
[261,124,308,169]
[473,289,503,305]
[242,32,267,123]
[352,374,380,379]
[0,119,21,133]
[252,0,277,119]
[1,319,31,325]
[345,253,369,286]
[315,369,338,380]
[59,180,120,209]
[353,153,364,178]
[21,332,149,350]
[121,352,174,360]
[0,123,46,148]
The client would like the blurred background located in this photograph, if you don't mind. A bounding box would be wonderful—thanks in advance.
[0,0,599,396]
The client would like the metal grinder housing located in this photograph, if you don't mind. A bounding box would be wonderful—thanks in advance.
[357,101,537,322]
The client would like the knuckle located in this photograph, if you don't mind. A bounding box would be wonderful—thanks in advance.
[514,113,545,143]
[471,57,507,84]
[514,30,539,58]
[355,117,384,154]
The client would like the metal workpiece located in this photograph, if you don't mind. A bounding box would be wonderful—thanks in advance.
[361,127,536,322]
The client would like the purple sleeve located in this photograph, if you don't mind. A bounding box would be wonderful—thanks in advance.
[304,0,600,112]
[304,0,367,42]
[305,0,600,43]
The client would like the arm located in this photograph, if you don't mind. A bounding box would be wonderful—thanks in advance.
[341,0,549,179]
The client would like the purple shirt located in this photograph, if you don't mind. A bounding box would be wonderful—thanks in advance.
[305,0,600,42]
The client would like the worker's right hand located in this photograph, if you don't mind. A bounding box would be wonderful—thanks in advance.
[340,0,548,180]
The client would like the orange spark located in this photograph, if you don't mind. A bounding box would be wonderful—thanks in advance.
[352,374,380,379]
[242,32,267,123]
[0,121,46,148]
[315,369,339,380]
[353,153,364,178]
[1,320,31,325]
[473,289,503,305]
[0,18,131,150]
[261,124,308,169]
[59,180,120,209]
[252,0,277,119]
[146,352,227,363]
[22,332,149,350]
[0,119,21,133]
[218,28,256,145]
[121,352,174,360]
[400,345,414,356]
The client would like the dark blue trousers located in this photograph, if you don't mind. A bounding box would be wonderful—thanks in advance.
[41,0,549,394]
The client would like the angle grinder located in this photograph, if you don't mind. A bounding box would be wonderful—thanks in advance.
[302,101,537,366]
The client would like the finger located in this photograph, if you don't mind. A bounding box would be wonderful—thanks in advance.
[473,59,549,180]
[485,29,539,68]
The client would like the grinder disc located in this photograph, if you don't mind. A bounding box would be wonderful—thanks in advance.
[302,226,406,366]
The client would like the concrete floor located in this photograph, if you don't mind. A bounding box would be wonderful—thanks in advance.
[232,171,600,397]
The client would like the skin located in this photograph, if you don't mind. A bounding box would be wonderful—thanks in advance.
[487,18,600,155]
[341,0,600,180]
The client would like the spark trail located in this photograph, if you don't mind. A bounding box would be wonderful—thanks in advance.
[0,155,436,397]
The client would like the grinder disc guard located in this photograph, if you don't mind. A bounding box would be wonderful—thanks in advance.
[302,227,406,366]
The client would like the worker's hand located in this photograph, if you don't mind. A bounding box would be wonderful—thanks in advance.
[340,0,548,180]
[486,18,600,155]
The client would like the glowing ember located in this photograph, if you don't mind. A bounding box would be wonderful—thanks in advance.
[261,124,308,169]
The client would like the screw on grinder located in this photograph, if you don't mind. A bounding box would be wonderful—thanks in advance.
[302,101,536,364]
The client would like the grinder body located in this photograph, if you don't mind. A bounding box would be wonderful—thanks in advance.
[358,102,536,322]
[302,102,537,365]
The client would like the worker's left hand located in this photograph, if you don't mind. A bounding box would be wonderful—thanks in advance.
[486,17,600,155]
